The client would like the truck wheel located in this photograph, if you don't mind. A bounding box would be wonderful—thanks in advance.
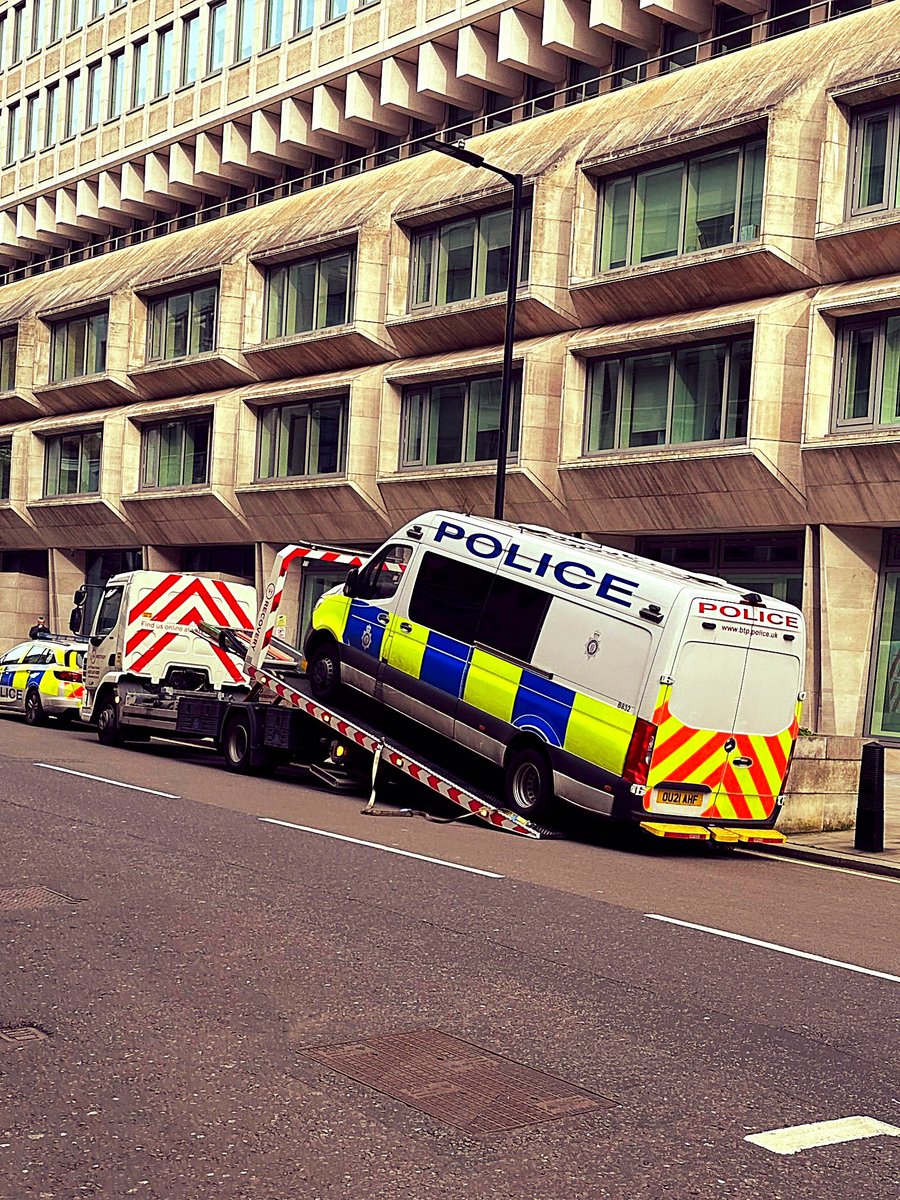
[223,713,254,773]
[308,641,341,701]
[24,689,47,726]
[96,697,124,747]
[504,746,556,820]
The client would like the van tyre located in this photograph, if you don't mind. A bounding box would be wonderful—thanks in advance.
[223,713,255,773]
[505,746,556,820]
[24,689,47,727]
[308,641,341,701]
[96,697,124,747]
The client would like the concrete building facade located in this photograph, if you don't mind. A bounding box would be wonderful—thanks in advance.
[0,0,898,740]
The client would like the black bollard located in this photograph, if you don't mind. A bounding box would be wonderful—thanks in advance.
[855,741,885,853]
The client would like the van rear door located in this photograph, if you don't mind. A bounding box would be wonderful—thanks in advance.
[646,597,802,821]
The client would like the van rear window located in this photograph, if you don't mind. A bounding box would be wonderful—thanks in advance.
[735,648,800,735]
[671,642,800,734]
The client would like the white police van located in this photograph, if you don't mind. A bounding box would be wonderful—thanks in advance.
[306,511,805,829]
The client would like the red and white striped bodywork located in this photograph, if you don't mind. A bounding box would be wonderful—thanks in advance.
[82,570,257,710]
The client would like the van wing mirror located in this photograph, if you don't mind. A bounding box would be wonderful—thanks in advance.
[68,607,83,634]
[344,567,359,597]
[73,585,87,607]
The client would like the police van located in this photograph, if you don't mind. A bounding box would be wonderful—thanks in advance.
[305,511,805,829]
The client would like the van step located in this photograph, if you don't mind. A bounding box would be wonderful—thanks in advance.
[307,763,363,791]
[640,822,710,840]
[734,829,787,845]
[708,827,741,843]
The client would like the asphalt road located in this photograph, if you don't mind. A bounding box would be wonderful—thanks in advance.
[1,718,897,1200]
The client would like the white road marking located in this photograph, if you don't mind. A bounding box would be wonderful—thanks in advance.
[743,850,900,883]
[259,817,504,878]
[35,762,180,799]
[745,1116,900,1155]
[645,914,900,984]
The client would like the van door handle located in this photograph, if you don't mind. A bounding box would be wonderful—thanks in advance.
[399,622,412,633]
[376,613,389,626]
[733,756,754,768]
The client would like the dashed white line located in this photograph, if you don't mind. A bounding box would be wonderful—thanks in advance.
[745,1116,900,1155]
[35,762,180,799]
[259,817,504,878]
[645,914,900,984]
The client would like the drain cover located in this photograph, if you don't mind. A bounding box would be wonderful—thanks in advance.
[0,1026,50,1045]
[0,886,79,911]
[302,1028,615,1134]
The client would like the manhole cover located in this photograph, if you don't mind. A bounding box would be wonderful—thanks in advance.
[0,1026,50,1045]
[302,1028,615,1134]
[0,886,79,912]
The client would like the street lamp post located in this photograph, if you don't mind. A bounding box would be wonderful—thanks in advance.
[423,137,523,522]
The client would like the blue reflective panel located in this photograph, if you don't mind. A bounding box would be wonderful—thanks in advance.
[420,631,470,699]
[344,601,387,659]
[512,673,576,748]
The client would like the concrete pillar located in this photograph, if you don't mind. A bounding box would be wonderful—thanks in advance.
[499,10,568,82]
[279,97,343,159]
[639,0,712,33]
[380,57,445,121]
[416,42,483,108]
[48,548,86,636]
[0,557,49,650]
[311,85,371,146]
[345,70,409,133]
[194,132,255,189]
[589,0,660,48]
[456,26,524,96]
[542,0,612,66]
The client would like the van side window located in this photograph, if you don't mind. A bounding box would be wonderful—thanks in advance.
[354,544,412,602]
[476,575,551,663]
[409,551,493,641]
[94,587,124,639]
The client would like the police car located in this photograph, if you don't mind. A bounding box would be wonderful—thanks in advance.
[0,637,88,725]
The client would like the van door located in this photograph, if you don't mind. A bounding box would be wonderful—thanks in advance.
[84,584,126,692]
[341,542,414,695]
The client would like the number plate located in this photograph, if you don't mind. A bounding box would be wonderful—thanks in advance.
[658,788,703,807]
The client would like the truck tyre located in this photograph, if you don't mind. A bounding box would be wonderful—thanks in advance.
[96,696,124,747]
[504,746,556,820]
[24,688,47,726]
[308,641,341,701]
[223,713,255,773]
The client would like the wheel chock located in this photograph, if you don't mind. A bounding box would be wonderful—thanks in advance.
[640,822,710,840]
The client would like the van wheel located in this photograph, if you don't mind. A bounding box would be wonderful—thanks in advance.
[24,689,47,726]
[308,641,341,701]
[96,697,124,747]
[223,713,254,773]
[504,746,556,820]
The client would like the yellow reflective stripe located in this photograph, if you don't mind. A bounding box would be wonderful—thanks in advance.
[313,593,351,641]
[12,670,29,689]
[563,692,633,773]
[385,616,428,679]
[463,648,521,723]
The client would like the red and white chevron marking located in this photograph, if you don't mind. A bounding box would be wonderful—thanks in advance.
[126,575,254,683]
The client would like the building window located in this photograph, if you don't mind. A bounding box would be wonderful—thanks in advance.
[147,283,219,361]
[847,102,900,217]
[566,60,602,105]
[767,0,811,38]
[870,531,900,737]
[660,24,698,73]
[132,39,148,107]
[296,0,315,32]
[832,312,900,429]
[611,42,647,90]
[5,103,20,165]
[585,335,752,451]
[23,94,38,156]
[64,72,81,138]
[0,14,6,69]
[30,0,44,55]
[0,331,17,391]
[141,415,212,488]
[525,75,557,116]
[181,13,199,85]
[44,82,59,147]
[712,4,754,55]
[108,50,124,118]
[236,0,256,60]
[208,1,226,72]
[257,397,346,479]
[50,311,109,381]
[638,532,804,607]
[265,251,353,338]
[597,139,765,271]
[401,372,522,468]
[49,0,63,41]
[70,0,84,32]
[410,203,532,309]
[156,26,173,97]
[11,4,23,64]
[92,0,107,16]
[44,429,102,497]
[0,439,10,501]
[328,0,349,18]
[264,0,286,47]
[85,62,102,128]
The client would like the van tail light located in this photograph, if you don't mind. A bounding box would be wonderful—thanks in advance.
[623,718,657,787]
[56,670,82,683]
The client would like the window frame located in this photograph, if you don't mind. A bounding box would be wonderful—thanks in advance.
[49,309,109,382]
[583,334,753,454]
[155,25,174,98]
[255,394,348,481]
[847,102,900,218]
[207,0,226,73]
[831,311,900,431]
[180,12,200,86]
[400,371,523,470]
[140,413,213,490]
[43,428,103,497]
[0,330,17,391]
[595,137,766,273]
[263,249,355,340]
[85,61,102,129]
[146,281,220,363]
[108,49,124,119]
[0,437,11,501]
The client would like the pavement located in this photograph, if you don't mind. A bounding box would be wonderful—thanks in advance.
[746,772,900,879]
